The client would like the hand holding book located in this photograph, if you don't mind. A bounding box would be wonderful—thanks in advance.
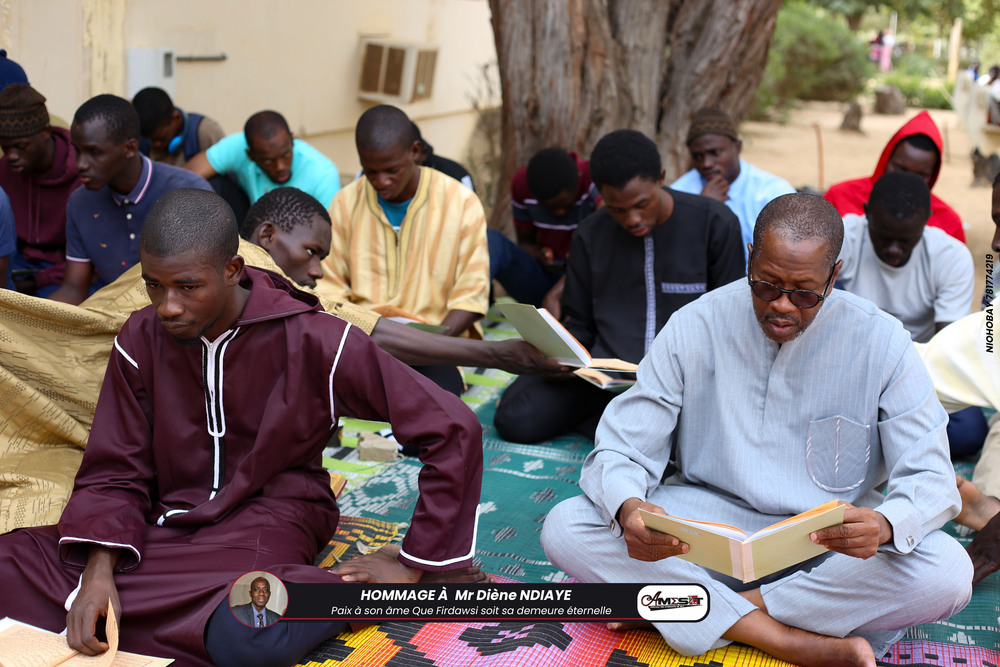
[617,497,690,562]
[809,503,893,559]
[638,500,846,583]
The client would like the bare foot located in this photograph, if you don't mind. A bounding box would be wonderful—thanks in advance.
[606,621,654,631]
[330,546,420,583]
[330,545,492,583]
[761,628,874,667]
[373,544,492,583]
[969,512,1000,586]
[956,476,1000,531]
[725,610,875,667]
[792,634,875,667]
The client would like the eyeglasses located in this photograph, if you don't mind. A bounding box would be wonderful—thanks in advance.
[747,264,835,309]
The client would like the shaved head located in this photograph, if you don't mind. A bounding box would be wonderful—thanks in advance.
[244,110,291,145]
[142,189,239,267]
[355,104,418,154]
[751,193,844,267]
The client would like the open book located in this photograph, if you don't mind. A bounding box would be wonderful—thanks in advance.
[496,303,637,373]
[573,367,635,392]
[639,500,845,583]
[0,600,173,666]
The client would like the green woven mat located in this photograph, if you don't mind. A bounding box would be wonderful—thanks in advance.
[320,304,523,491]
[334,399,591,582]
[904,458,1000,650]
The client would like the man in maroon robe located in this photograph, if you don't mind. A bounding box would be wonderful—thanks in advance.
[0,188,485,666]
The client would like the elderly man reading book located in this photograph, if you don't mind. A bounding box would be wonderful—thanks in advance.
[541,193,970,666]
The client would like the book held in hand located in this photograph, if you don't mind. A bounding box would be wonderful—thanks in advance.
[572,367,635,392]
[0,598,173,666]
[495,302,638,373]
[639,500,846,583]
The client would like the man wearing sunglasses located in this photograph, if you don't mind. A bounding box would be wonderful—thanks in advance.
[543,193,970,666]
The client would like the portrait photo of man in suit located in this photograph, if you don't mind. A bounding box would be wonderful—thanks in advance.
[230,574,283,628]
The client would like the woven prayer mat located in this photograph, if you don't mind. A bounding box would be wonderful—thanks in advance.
[879,641,1000,665]
[296,621,805,667]
[313,515,400,568]
[902,459,1000,652]
[295,624,1000,667]
[333,418,587,582]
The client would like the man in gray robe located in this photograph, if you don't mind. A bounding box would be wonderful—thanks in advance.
[542,193,971,666]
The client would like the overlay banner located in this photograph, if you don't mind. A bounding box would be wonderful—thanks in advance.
[283,583,709,622]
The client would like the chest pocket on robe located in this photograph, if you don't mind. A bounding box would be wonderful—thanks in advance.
[805,416,870,493]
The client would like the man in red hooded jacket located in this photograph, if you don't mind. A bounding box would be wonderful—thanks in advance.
[0,83,82,296]
[824,111,965,243]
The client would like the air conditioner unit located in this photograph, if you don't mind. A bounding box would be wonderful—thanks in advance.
[127,48,177,99]
[358,40,438,105]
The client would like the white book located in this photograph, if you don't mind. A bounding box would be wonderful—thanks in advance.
[496,302,637,372]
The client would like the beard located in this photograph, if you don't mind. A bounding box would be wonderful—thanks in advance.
[758,313,804,343]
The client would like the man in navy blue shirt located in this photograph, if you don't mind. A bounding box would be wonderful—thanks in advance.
[50,95,211,304]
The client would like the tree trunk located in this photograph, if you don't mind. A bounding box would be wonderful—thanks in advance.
[846,12,864,33]
[487,0,782,231]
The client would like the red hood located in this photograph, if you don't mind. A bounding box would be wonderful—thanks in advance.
[235,266,323,326]
[871,111,942,189]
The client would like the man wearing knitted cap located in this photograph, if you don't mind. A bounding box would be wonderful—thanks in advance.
[671,107,795,261]
[0,83,82,296]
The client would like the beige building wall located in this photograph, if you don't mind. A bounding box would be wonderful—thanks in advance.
[0,0,497,179]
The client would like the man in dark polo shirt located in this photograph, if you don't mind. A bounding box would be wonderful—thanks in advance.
[50,94,211,305]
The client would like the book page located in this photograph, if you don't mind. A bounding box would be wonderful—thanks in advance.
[0,603,172,667]
[572,368,635,392]
[638,510,747,579]
[639,502,846,583]
[746,503,845,581]
[586,358,638,373]
[60,597,118,667]
[639,510,748,540]
[495,303,590,366]
[536,309,593,364]
[0,625,77,667]
[748,500,843,540]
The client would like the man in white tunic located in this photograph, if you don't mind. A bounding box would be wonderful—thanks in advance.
[542,194,971,666]
[835,171,973,344]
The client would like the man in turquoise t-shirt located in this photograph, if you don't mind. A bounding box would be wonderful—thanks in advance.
[186,110,341,208]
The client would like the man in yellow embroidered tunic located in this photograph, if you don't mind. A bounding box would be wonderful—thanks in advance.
[319,106,489,392]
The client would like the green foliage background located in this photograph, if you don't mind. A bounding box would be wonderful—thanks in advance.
[751,0,998,120]
[751,2,874,120]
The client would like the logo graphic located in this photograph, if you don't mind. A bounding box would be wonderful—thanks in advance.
[637,585,709,622]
